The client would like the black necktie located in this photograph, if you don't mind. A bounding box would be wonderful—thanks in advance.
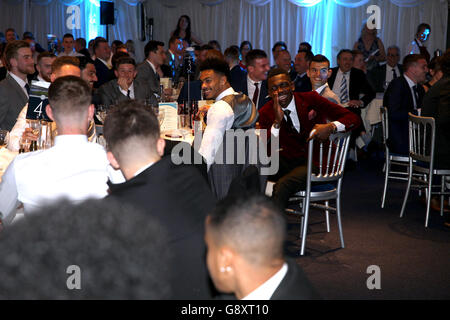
[252,82,259,107]
[392,68,398,79]
[283,109,296,132]
[127,89,131,98]
[25,83,30,96]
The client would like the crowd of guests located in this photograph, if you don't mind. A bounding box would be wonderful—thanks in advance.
[0,16,449,299]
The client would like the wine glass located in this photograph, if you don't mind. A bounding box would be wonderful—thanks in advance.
[0,129,9,149]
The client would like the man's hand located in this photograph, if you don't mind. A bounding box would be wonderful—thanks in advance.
[308,123,336,142]
[22,128,38,142]
[272,92,284,127]
[117,77,129,92]
[348,100,363,108]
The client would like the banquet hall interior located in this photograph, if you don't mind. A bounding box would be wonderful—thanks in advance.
[0,0,449,300]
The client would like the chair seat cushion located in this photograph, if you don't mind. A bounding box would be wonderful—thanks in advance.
[311,183,336,192]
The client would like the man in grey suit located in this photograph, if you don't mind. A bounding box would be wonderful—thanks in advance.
[98,56,154,107]
[0,40,35,131]
[136,40,166,102]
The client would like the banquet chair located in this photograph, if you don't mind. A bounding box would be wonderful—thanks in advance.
[286,131,351,256]
[380,107,410,208]
[400,113,450,227]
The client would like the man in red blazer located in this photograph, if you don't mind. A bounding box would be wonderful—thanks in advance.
[258,68,361,207]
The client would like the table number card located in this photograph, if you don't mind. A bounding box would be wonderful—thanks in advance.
[26,80,52,122]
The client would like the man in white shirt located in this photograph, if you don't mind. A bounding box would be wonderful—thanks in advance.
[93,37,113,88]
[205,194,317,300]
[307,54,340,105]
[0,76,118,225]
[0,40,35,130]
[407,23,431,63]
[367,46,403,93]
[197,58,257,167]
[58,33,84,57]
[35,52,56,83]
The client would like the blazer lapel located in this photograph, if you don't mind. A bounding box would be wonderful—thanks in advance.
[7,74,27,102]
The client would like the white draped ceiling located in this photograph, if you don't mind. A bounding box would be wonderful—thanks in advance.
[0,0,447,66]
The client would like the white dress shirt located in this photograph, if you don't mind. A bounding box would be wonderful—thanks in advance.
[58,50,83,57]
[9,71,29,98]
[385,65,401,84]
[407,38,423,55]
[403,74,419,110]
[241,263,288,300]
[247,76,261,108]
[118,82,135,99]
[198,87,235,168]
[331,69,350,101]
[0,135,122,224]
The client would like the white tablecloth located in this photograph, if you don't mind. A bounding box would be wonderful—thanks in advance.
[361,97,383,133]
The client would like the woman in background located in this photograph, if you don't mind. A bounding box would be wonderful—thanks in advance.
[353,22,386,71]
[171,15,203,46]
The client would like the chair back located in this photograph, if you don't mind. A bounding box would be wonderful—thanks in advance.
[380,106,389,148]
[307,131,351,184]
[408,113,435,165]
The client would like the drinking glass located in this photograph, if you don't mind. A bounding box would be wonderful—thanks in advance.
[96,105,107,123]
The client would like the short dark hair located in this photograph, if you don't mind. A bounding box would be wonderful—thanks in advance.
[37,51,57,65]
[403,54,426,72]
[297,49,314,63]
[168,35,178,46]
[239,41,252,52]
[199,58,231,83]
[298,41,312,52]
[103,100,160,157]
[4,40,30,70]
[207,195,286,265]
[267,67,290,81]
[310,54,330,67]
[75,38,87,48]
[224,46,240,61]
[63,33,74,40]
[111,40,123,47]
[245,49,267,66]
[48,76,91,120]
[51,56,80,74]
[115,56,136,70]
[337,49,353,60]
[439,50,450,76]
[416,23,431,35]
[0,198,171,299]
[76,55,95,71]
[200,44,213,51]
[272,41,287,52]
[93,37,108,54]
[144,40,164,59]
[208,40,221,52]
[111,52,131,70]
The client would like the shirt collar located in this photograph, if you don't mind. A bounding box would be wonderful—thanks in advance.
[404,74,416,87]
[247,75,261,85]
[134,162,155,177]
[415,38,424,46]
[315,83,328,95]
[54,135,88,146]
[241,263,288,300]
[9,71,28,89]
[216,87,235,101]
[147,59,157,74]
[98,58,110,68]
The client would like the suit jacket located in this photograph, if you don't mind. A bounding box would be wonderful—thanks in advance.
[383,75,425,155]
[328,67,375,108]
[231,71,270,110]
[293,73,313,93]
[271,258,319,300]
[367,63,403,93]
[422,76,450,169]
[107,156,216,299]
[136,60,160,98]
[93,58,114,89]
[98,78,156,107]
[0,74,28,131]
[0,67,7,82]
[258,91,360,161]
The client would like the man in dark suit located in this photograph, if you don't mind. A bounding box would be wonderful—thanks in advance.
[103,100,215,299]
[293,49,313,92]
[224,45,246,89]
[93,37,114,88]
[136,40,166,102]
[231,49,271,110]
[0,40,35,131]
[205,194,319,300]
[259,68,360,208]
[383,54,428,155]
[98,56,155,107]
[367,45,403,92]
[328,49,375,153]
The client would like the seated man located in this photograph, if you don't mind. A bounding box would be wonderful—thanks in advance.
[103,100,215,299]
[258,68,360,208]
[98,56,153,107]
[136,40,166,101]
[0,76,120,224]
[205,194,319,300]
[383,54,427,155]
[7,56,97,151]
[293,49,313,93]
[307,54,341,104]
[367,45,403,93]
